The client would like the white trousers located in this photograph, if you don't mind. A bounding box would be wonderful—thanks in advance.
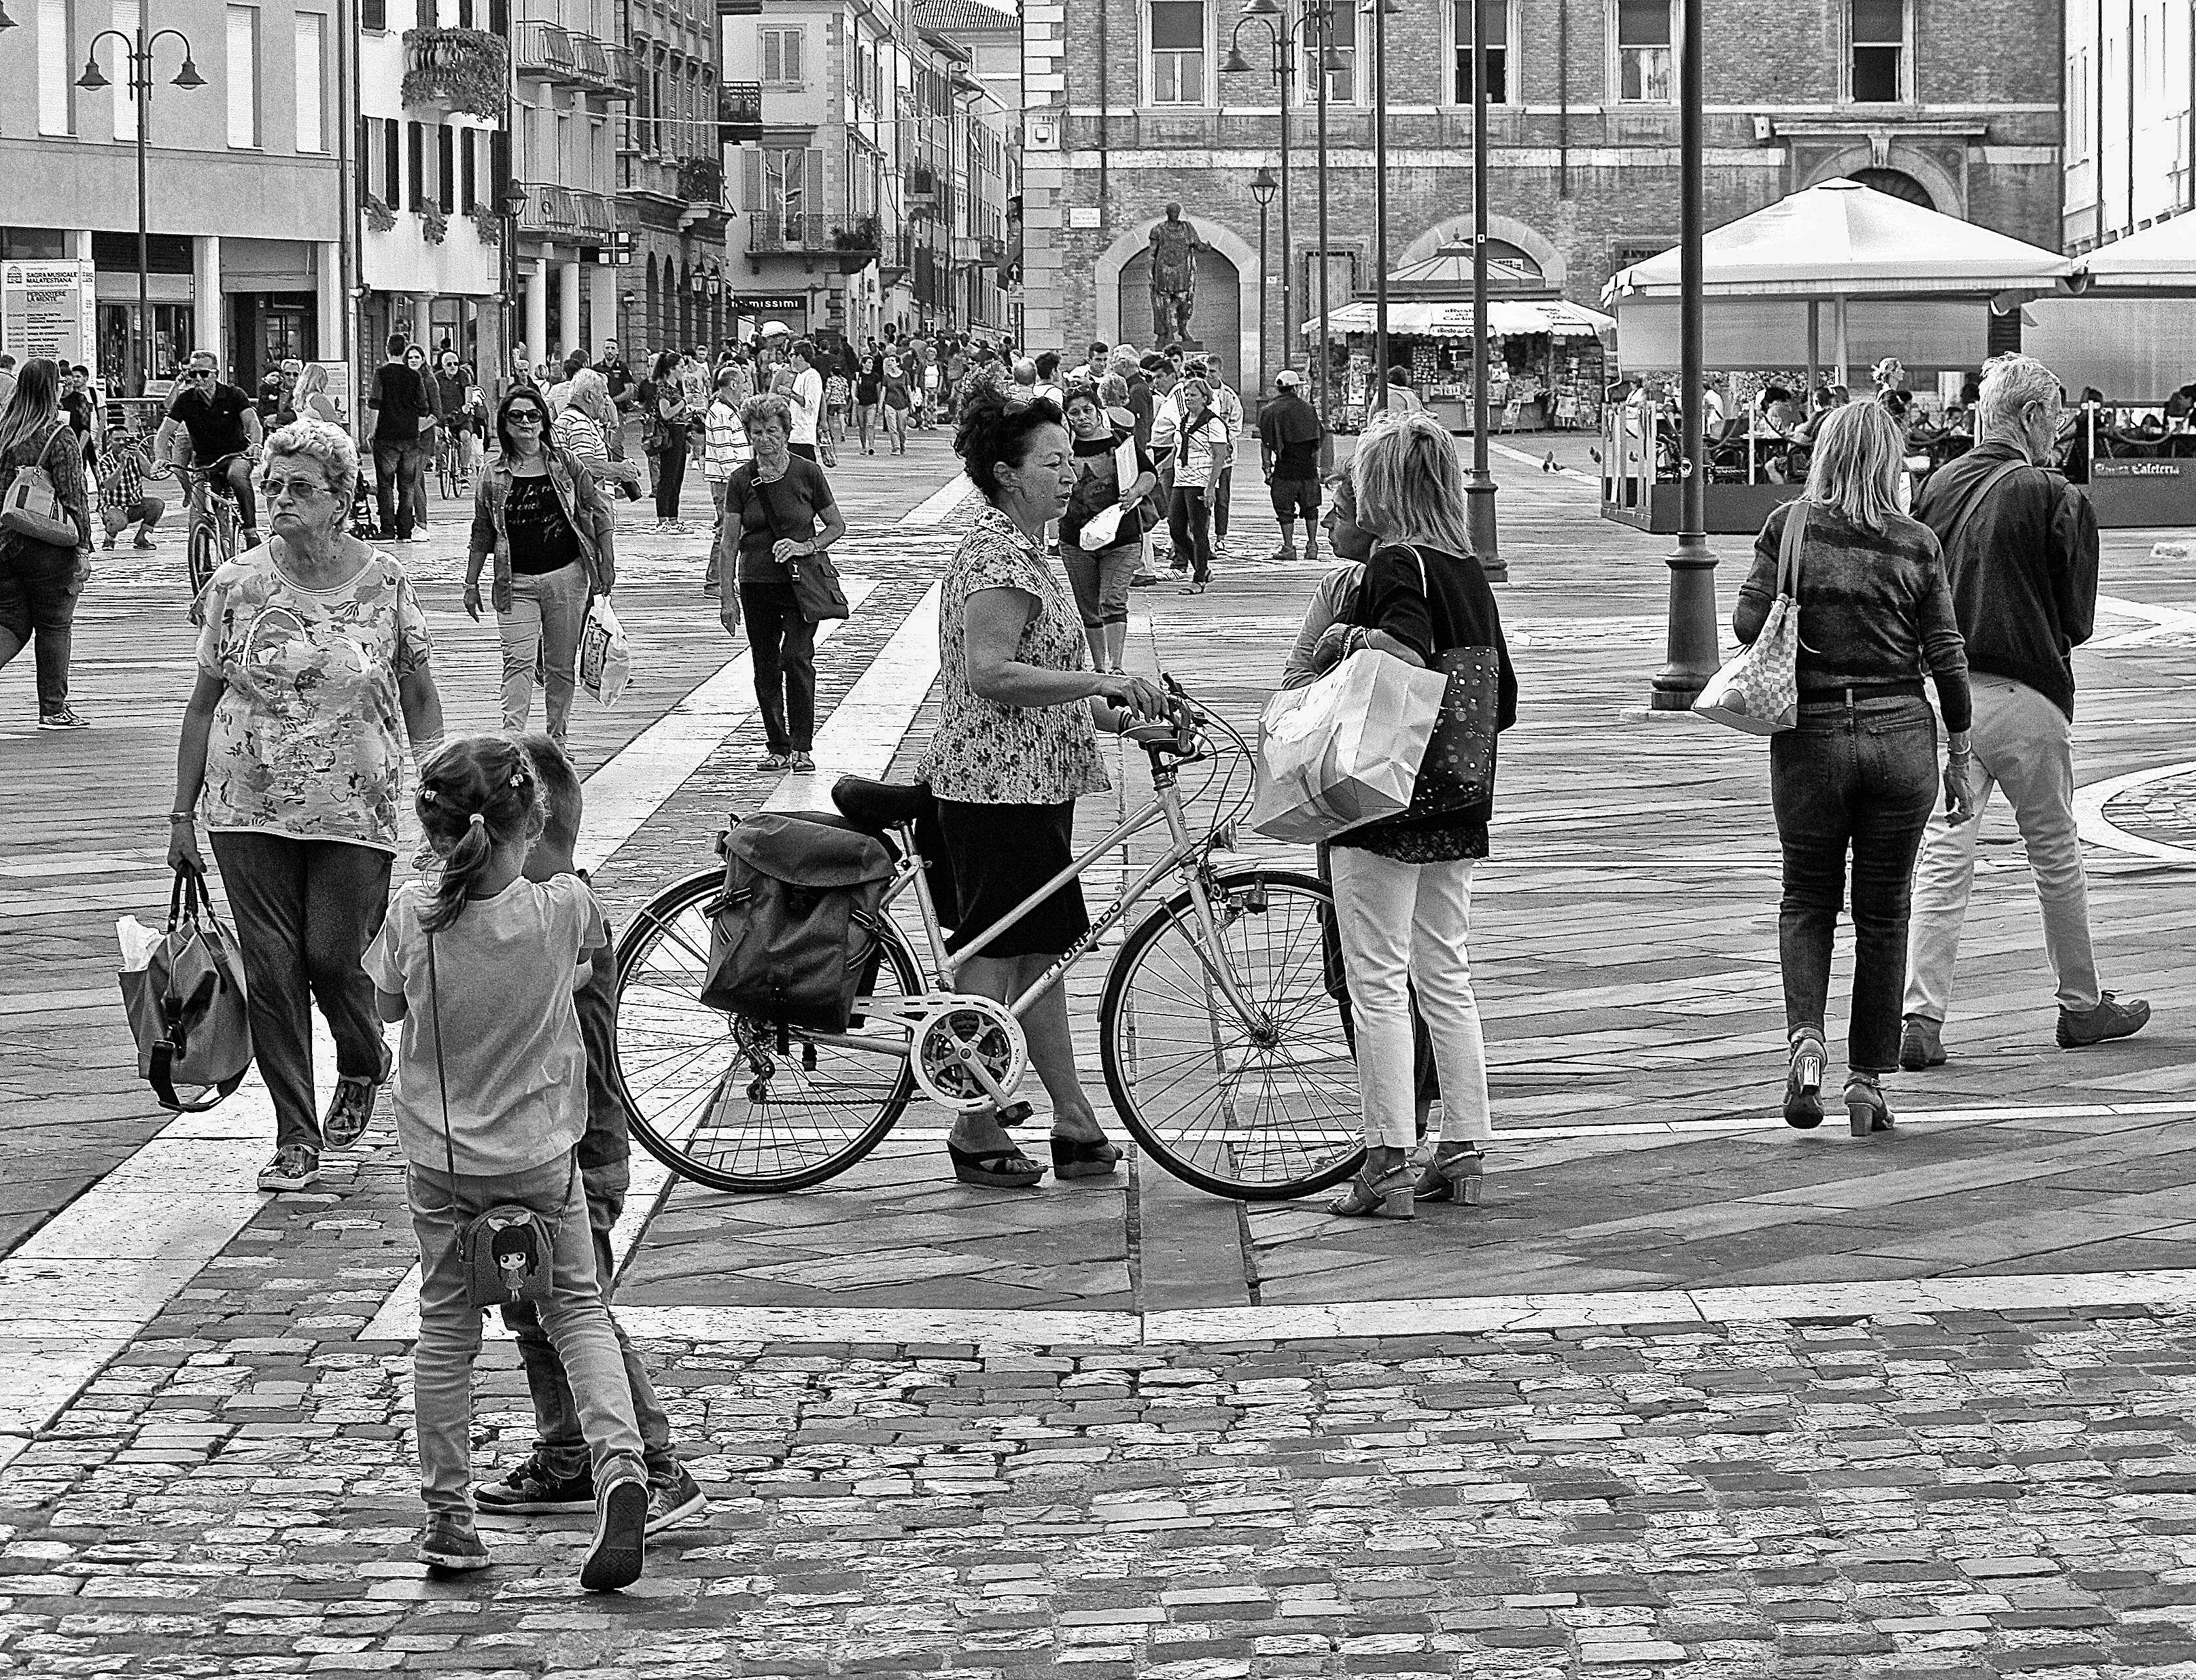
[1329,845,1493,1151]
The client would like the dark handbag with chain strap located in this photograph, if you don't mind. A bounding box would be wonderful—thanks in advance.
[1384,545,1500,823]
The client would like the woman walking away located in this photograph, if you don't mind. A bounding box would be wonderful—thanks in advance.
[717,393,845,772]
[1317,414,1516,1217]
[914,393,1176,1189]
[880,346,912,454]
[169,419,444,1193]
[1168,377,1229,595]
[1058,388,1157,674]
[362,735,650,1590]
[644,351,691,529]
[854,343,881,454]
[465,389,616,745]
[1735,400,1974,1136]
[0,358,94,727]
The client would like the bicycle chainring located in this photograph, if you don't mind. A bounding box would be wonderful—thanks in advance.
[910,995,1026,1111]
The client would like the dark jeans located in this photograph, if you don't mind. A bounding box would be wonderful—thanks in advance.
[0,536,83,716]
[741,579,816,753]
[1169,486,1213,583]
[654,432,689,521]
[373,438,427,538]
[209,831,393,1152]
[500,1158,678,1487]
[1769,695,1938,1073]
[1213,466,1233,539]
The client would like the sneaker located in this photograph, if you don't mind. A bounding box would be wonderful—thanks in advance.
[36,707,90,729]
[101,531,118,551]
[415,1512,492,1573]
[645,1466,709,1537]
[475,1454,595,1515]
[756,752,793,773]
[256,1144,321,1193]
[1897,1015,1945,1072]
[322,1064,385,1149]
[580,1466,648,1593]
[790,752,816,773]
[1211,536,1232,557]
[2058,991,2152,1049]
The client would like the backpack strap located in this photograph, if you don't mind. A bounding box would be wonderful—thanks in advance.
[1935,457,2030,563]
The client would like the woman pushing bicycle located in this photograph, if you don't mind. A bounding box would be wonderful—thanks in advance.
[915,391,1179,1189]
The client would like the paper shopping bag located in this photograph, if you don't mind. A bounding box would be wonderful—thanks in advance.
[1249,650,1449,843]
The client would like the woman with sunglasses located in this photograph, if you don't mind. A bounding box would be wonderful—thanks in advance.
[464,390,616,744]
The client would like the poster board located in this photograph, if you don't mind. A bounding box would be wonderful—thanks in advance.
[1,260,97,366]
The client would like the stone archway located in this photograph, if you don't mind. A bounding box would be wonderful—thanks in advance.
[1802,145,1965,219]
[1094,213,1261,394]
[1396,215,1568,294]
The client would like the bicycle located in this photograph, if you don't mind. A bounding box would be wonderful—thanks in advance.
[610,679,1366,1201]
[175,456,249,601]
[435,428,470,501]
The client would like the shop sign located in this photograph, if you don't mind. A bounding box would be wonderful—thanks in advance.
[735,293,809,321]
[1,260,97,366]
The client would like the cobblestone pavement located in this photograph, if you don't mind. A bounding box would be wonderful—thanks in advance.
[8,427,2196,1674]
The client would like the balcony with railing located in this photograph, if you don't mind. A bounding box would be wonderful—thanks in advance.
[719,81,763,143]
[514,19,633,96]
[402,27,509,120]
[517,182,620,241]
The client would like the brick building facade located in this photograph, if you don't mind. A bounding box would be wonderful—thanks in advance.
[1020,0,2062,394]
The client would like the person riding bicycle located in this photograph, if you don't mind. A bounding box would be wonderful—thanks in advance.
[157,349,264,546]
[431,349,478,480]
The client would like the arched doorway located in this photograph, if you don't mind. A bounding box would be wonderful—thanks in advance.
[1853,167,1934,209]
[1117,245,1244,390]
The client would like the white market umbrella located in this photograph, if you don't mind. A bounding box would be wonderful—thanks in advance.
[2072,214,2196,290]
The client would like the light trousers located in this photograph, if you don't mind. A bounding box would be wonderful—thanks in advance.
[1329,845,1493,1151]
[1904,673,2102,1021]
[498,561,590,744]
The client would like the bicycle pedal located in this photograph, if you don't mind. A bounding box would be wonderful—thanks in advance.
[995,1102,1034,1127]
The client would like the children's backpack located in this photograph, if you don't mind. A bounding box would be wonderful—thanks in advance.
[699,813,895,1031]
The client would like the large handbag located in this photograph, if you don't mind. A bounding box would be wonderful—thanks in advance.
[754,471,850,622]
[118,867,254,1112]
[1380,546,1502,824]
[1249,648,1449,843]
[1694,504,1809,735]
[1,423,79,546]
[1076,437,1162,550]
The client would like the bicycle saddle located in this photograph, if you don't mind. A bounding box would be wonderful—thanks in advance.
[831,776,934,834]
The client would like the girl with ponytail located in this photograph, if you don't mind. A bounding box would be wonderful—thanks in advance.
[362,733,653,1589]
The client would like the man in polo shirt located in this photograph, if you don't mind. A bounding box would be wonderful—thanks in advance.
[156,350,264,544]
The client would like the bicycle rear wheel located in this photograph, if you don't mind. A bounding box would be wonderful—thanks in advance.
[611,868,920,1192]
[1100,867,1363,1201]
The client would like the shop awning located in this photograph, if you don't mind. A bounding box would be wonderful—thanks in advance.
[1601,177,2073,302]
[1302,298,1615,338]
[2072,214,2196,290]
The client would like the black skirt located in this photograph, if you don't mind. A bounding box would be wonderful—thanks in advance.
[935,797,1089,958]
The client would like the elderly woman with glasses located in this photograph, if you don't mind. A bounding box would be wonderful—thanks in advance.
[464,388,616,745]
[167,418,445,1197]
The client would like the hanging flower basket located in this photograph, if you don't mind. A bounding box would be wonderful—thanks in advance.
[468,204,502,247]
[419,205,449,247]
[364,194,398,234]
[401,27,510,120]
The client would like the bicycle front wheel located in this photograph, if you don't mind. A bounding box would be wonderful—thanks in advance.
[186,518,219,599]
[1101,867,1364,1200]
[612,868,920,1192]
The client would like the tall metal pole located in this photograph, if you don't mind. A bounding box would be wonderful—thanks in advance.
[1314,0,1331,464]
[1276,29,1291,381]
[1370,0,1387,404]
[1650,0,1716,708]
[1256,190,1270,399]
[1465,0,1502,577]
[135,33,150,394]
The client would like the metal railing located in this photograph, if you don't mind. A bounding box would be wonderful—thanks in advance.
[514,20,633,96]
[746,212,833,253]
[518,182,619,239]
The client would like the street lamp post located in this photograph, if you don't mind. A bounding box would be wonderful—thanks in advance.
[1650,0,1715,708]
[1249,166,1278,400]
[74,25,205,396]
[1312,0,1334,454]
[1465,0,1503,578]
[1365,0,1398,406]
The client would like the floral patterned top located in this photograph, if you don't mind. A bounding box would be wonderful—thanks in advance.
[916,504,1110,806]
[194,546,433,852]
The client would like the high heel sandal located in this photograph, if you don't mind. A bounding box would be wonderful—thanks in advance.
[1412,1146,1485,1204]
[1844,1076,1895,1137]
[1051,1134,1123,1180]
[1783,1032,1828,1130]
[1328,1162,1416,1219]
[946,1141,1045,1188]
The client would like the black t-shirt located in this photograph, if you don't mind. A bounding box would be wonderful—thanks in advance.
[725,456,836,582]
[169,381,254,461]
[1259,393,1323,480]
[370,361,433,440]
[502,472,582,574]
[1060,432,1154,549]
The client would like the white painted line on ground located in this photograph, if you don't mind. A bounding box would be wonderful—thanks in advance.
[2091,593,2196,651]
[897,473,978,528]
[2072,758,2196,865]
[1491,440,1595,482]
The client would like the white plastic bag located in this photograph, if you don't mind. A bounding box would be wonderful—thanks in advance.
[1248,650,1448,843]
[577,596,631,707]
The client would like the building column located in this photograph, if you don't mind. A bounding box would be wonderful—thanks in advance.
[525,257,549,372]
[590,263,617,353]
[193,236,223,367]
[559,260,582,358]
[315,243,341,364]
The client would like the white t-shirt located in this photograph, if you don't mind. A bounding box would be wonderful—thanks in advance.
[362,874,606,1177]
[790,367,824,446]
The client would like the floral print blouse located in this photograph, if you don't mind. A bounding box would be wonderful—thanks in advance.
[916,504,1110,806]
[194,546,433,852]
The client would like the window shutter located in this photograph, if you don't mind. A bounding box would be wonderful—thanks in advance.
[438,124,455,210]
[788,27,803,80]
[805,147,825,237]
[406,118,424,209]
[742,145,763,214]
[763,30,780,81]
[461,130,476,210]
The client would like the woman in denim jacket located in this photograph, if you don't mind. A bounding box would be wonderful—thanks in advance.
[463,389,616,744]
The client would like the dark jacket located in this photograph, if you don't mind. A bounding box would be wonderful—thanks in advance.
[1737,501,1972,731]
[468,447,615,612]
[1911,438,2098,720]
[1338,540,1517,860]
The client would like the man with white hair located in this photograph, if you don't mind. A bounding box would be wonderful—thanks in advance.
[1899,352,2149,1067]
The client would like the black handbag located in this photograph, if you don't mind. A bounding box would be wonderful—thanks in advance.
[1389,546,1499,822]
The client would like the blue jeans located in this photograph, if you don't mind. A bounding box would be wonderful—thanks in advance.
[408,1152,642,1515]
[373,438,427,538]
[500,1159,677,1486]
[1769,694,1938,1073]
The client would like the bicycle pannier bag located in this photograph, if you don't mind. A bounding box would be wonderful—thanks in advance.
[699,813,896,1031]
[2,424,79,546]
